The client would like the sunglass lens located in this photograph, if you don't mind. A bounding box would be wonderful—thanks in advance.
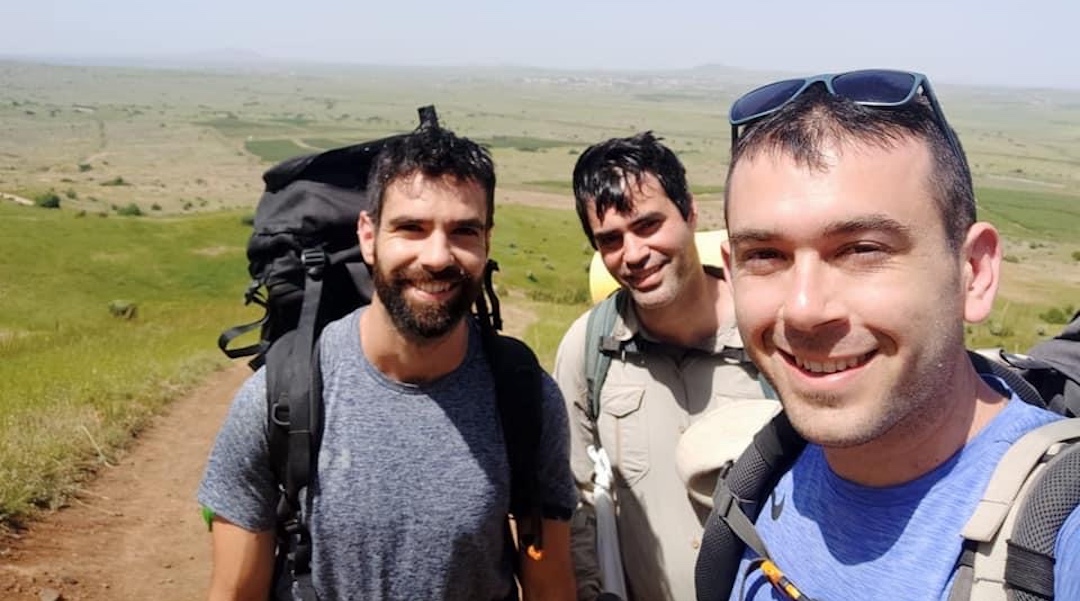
[832,70,918,105]
[730,79,806,124]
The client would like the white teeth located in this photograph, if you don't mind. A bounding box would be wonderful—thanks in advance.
[794,353,869,374]
[414,282,452,293]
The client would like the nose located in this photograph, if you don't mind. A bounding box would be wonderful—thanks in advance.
[418,230,455,272]
[779,253,844,333]
[622,234,650,268]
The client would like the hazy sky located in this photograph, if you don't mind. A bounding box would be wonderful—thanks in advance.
[2,0,1077,89]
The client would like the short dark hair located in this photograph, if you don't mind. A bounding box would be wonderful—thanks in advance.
[726,85,975,252]
[367,125,496,227]
[572,131,692,248]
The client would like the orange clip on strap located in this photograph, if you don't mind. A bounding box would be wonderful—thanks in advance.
[526,544,544,561]
[761,559,809,601]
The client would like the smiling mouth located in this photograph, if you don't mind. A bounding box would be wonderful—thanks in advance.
[782,350,876,374]
[625,264,664,287]
[409,279,459,298]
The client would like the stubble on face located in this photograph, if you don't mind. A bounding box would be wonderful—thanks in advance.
[370,253,482,344]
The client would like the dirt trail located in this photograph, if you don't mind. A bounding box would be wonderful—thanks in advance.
[1,193,34,206]
[0,363,250,601]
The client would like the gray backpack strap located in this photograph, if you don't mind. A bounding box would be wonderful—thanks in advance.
[953,418,1080,600]
[584,291,624,425]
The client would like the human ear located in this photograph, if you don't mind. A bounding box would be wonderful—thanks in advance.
[358,211,376,264]
[960,222,1002,323]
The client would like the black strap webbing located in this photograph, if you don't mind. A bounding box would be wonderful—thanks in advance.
[1005,541,1056,599]
[712,481,773,562]
[946,540,977,601]
[217,283,269,360]
[269,248,327,601]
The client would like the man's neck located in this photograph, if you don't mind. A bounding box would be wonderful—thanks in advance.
[359,302,470,384]
[634,266,734,348]
[823,357,1009,487]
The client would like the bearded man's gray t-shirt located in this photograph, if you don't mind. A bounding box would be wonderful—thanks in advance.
[198,309,577,601]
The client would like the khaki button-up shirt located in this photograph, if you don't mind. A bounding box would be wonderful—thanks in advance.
[555,298,771,601]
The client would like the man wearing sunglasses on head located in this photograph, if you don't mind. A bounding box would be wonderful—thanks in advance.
[694,70,1080,601]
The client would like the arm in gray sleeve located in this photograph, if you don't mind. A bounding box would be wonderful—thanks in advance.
[197,368,278,532]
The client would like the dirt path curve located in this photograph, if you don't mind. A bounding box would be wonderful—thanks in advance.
[0,363,250,601]
[1,193,34,206]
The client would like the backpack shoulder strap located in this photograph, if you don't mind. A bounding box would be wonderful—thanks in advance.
[952,418,1080,601]
[695,411,807,601]
[584,291,625,424]
[482,331,548,561]
[266,250,330,601]
[969,349,1047,408]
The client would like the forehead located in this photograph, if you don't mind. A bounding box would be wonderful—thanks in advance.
[589,172,675,228]
[726,137,937,236]
[381,172,487,220]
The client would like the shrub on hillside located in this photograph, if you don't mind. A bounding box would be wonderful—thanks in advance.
[34,192,61,209]
[116,203,143,217]
[1072,250,1080,262]
[1039,305,1077,325]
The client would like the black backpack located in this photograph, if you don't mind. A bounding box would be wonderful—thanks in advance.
[694,318,1080,601]
[218,106,545,601]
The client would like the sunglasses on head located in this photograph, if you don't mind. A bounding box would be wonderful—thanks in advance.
[727,69,964,161]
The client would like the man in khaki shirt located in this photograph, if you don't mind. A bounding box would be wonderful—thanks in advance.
[554,132,775,601]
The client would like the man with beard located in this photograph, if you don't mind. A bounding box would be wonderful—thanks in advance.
[701,70,1080,600]
[553,132,772,601]
[198,125,577,601]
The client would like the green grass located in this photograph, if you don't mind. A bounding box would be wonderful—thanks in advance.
[301,138,351,150]
[976,187,1080,241]
[196,117,281,137]
[0,200,593,524]
[477,136,577,152]
[491,205,594,300]
[520,301,589,370]
[523,180,573,194]
[245,139,312,163]
[0,203,255,523]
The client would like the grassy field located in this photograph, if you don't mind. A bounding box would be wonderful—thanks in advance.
[0,197,593,524]
[0,203,252,523]
[1,59,1078,527]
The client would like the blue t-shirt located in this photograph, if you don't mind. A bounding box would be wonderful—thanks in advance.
[729,381,1080,601]
[198,309,577,601]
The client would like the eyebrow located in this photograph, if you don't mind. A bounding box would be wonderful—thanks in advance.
[593,210,664,238]
[728,214,913,246]
[384,216,487,231]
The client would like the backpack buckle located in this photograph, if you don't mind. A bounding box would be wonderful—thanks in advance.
[271,401,290,427]
[301,248,327,278]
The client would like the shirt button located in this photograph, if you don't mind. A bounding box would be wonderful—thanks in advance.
[691,538,700,549]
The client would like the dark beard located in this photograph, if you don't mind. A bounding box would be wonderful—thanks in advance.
[372,260,480,343]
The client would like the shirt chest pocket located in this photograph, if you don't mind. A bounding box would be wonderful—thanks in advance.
[597,383,649,487]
